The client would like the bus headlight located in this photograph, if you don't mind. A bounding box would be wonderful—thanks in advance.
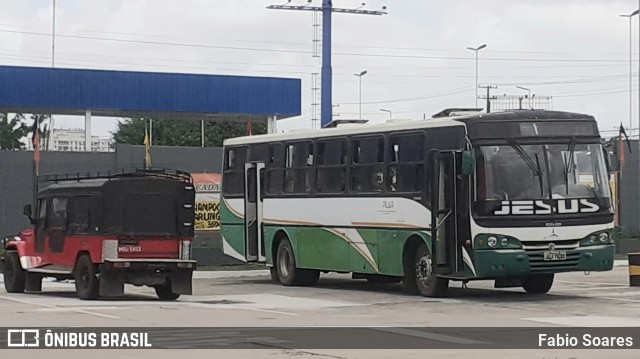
[589,235,598,244]
[598,233,609,243]
[487,236,498,248]
[500,238,509,247]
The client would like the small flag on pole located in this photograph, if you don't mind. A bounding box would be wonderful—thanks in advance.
[620,123,632,152]
[619,123,631,168]
[32,118,40,175]
[143,127,152,168]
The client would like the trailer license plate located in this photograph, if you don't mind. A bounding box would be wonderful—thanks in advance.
[543,250,566,261]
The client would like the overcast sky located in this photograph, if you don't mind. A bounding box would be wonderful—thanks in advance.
[1,0,639,139]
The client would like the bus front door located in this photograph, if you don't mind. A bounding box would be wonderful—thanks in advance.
[431,151,461,276]
[244,163,265,262]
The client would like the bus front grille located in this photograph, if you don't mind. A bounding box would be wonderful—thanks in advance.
[527,251,581,272]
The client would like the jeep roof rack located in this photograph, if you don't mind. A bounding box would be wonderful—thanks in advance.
[37,167,193,185]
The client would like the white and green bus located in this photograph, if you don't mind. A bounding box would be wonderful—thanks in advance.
[220,110,615,297]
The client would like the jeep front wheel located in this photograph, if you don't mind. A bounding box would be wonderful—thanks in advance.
[3,251,26,293]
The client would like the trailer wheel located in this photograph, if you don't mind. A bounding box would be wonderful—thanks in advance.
[3,251,25,293]
[155,284,180,301]
[408,243,449,297]
[276,239,319,286]
[521,274,554,294]
[74,255,99,300]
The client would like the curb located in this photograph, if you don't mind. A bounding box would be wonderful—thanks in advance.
[193,270,269,279]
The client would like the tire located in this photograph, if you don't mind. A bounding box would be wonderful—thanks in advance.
[522,273,554,294]
[74,255,99,300]
[276,239,320,286]
[3,251,26,293]
[403,243,448,297]
[155,284,180,301]
[25,272,43,292]
[269,266,280,284]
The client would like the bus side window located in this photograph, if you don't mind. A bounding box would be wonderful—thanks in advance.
[283,142,313,194]
[316,139,347,193]
[266,144,284,196]
[351,136,384,193]
[388,133,425,193]
[222,147,248,196]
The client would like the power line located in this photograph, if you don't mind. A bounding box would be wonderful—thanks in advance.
[0,22,633,57]
[341,87,474,105]
[0,28,636,64]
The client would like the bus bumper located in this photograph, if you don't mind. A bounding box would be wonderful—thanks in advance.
[472,244,615,279]
[100,259,196,296]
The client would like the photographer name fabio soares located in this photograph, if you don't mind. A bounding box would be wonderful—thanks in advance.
[539,333,633,348]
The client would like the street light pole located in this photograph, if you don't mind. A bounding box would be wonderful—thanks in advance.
[52,0,56,67]
[379,108,392,120]
[354,70,368,121]
[467,44,487,107]
[621,10,639,131]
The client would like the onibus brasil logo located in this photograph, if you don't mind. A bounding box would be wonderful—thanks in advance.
[6,329,152,348]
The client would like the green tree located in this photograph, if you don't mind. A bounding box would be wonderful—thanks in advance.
[0,114,28,150]
[113,118,266,147]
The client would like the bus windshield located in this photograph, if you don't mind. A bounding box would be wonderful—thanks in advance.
[475,142,611,205]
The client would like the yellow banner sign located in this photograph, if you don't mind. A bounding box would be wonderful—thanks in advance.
[195,201,220,230]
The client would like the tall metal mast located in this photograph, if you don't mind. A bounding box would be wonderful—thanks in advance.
[267,1,387,128]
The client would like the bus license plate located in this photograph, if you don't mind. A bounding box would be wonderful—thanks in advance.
[543,250,566,261]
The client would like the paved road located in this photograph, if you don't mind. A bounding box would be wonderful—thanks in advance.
[1,265,639,358]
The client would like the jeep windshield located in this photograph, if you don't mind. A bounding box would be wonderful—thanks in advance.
[473,142,612,218]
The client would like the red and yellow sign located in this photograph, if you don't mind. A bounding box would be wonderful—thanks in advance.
[192,173,221,231]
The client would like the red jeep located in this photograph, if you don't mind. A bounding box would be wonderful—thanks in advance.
[2,168,196,300]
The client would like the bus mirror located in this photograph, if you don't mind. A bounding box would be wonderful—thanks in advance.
[461,151,476,176]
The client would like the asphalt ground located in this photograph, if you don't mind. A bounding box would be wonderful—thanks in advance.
[1,262,639,359]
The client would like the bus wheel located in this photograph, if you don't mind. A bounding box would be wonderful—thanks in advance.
[521,274,554,294]
[3,251,26,293]
[269,267,280,284]
[276,239,319,286]
[411,244,449,297]
[74,255,99,300]
[155,284,180,301]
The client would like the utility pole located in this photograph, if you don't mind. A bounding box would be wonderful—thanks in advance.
[267,1,387,128]
[478,85,497,113]
[620,10,639,130]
